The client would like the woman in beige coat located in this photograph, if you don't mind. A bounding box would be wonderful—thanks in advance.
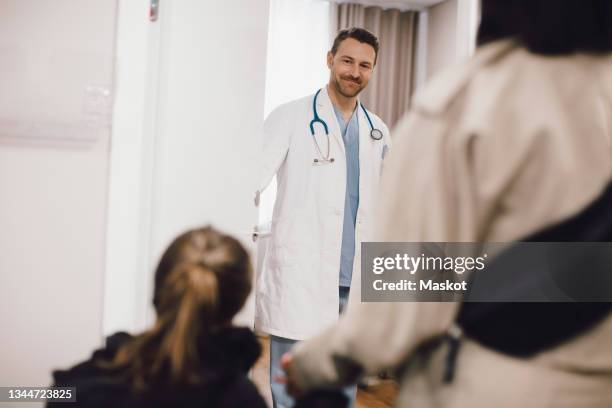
[283,0,612,407]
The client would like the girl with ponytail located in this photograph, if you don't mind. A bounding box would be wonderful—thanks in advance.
[49,226,266,407]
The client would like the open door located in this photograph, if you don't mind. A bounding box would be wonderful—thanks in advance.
[105,0,270,333]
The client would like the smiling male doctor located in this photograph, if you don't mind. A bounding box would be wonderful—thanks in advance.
[255,27,391,407]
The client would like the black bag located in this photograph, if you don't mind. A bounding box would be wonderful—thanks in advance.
[456,181,612,357]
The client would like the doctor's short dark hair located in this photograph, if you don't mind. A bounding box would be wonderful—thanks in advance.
[477,0,612,55]
[331,27,380,64]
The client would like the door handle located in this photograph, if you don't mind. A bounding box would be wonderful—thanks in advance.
[252,224,271,242]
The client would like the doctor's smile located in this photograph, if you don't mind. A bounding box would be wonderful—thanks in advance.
[342,78,360,86]
[340,78,362,91]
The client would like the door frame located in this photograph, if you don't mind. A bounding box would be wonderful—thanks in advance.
[103,0,163,335]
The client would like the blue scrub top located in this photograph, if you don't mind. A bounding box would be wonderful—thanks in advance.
[333,104,360,288]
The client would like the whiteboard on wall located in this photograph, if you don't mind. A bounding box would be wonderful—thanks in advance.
[0,42,112,146]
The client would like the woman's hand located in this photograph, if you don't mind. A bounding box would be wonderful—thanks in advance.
[274,352,305,398]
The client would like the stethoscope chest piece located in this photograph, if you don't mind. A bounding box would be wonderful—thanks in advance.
[370,128,383,141]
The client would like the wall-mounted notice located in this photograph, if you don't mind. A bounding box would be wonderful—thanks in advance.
[0,84,112,147]
[0,45,114,147]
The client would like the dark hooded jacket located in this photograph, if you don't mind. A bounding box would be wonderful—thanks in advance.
[48,327,266,408]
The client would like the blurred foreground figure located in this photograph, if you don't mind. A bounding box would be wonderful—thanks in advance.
[283,1,612,407]
[49,227,266,407]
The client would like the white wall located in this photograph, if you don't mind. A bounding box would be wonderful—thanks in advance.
[259,0,332,225]
[104,0,271,334]
[264,0,331,117]
[456,0,479,58]
[423,0,478,79]
[426,0,459,78]
[0,0,116,393]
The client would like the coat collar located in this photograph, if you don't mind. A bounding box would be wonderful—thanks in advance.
[356,101,374,147]
[316,85,371,154]
[414,39,517,116]
[316,85,345,155]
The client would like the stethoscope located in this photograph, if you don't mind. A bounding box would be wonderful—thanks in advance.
[309,88,383,165]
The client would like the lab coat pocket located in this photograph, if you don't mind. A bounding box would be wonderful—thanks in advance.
[258,249,290,300]
[271,213,307,255]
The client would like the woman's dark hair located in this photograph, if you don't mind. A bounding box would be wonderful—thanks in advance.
[102,226,252,389]
[332,27,380,64]
[477,0,612,55]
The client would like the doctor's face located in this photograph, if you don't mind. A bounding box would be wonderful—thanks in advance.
[327,38,376,98]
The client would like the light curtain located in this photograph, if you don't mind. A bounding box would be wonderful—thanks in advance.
[332,4,418,129]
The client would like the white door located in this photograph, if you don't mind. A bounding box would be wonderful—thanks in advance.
[105,0,270,332]
[147,0,270,326]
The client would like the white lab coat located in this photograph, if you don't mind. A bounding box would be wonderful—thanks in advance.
[255,86,391,340]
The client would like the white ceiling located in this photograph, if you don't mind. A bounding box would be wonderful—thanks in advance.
[326,0,446,11]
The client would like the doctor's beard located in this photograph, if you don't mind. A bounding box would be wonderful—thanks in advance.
[331,74,367,98]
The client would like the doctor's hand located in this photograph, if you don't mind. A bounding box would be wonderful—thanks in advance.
[275,352,305,398]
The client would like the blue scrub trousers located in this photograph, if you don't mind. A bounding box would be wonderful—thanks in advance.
[270,286,356,408]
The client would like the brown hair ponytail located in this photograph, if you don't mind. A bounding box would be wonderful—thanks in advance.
[102,227,252,389]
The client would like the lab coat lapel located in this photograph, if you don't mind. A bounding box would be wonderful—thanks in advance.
[318,87,345,156]
[357,102,373,169]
